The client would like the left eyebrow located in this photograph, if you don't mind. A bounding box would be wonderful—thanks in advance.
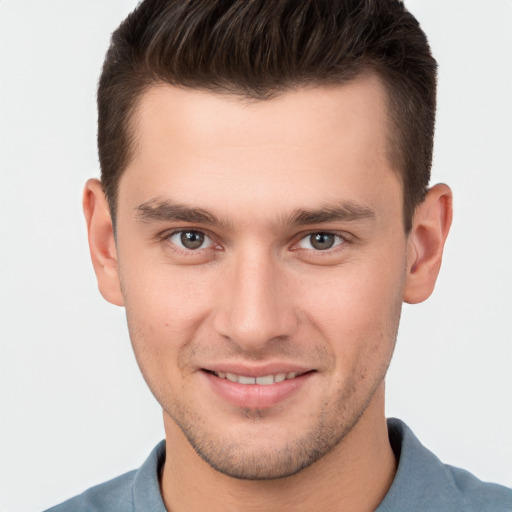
[285,201,376,226]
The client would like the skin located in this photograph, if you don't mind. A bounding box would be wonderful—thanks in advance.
[84,74,452,511]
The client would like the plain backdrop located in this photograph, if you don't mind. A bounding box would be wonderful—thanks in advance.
[0,1,511,511]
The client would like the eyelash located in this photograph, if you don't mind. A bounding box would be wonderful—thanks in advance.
[160,229,219,256]
[160,229,351,256]
[295,232,346,252]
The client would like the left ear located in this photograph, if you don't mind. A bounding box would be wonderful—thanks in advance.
[403,183,453,304]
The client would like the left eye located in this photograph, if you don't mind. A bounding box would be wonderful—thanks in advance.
[297,232,344,251]
[168,230,214,250]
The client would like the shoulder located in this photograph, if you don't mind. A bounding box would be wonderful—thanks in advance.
[43,441,166,512]
[379,419,512,512]
[444,463,512,512]
[44,470,137,512]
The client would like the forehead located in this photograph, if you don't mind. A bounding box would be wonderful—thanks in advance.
[119,75,400,224]
[131,74,391,157]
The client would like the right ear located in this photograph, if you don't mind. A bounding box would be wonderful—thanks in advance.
[83,179,124,306]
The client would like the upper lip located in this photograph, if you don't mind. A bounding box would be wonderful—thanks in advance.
[201,363,314,377]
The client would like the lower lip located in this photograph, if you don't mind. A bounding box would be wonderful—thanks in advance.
[203,371,313,409]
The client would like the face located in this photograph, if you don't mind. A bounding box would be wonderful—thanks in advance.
[114,76,408,479]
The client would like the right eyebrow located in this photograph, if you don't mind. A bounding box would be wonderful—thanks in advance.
[134,198,233,230]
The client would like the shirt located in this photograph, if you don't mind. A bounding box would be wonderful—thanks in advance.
[45,418,512,511]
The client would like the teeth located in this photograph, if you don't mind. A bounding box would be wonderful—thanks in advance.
[238,375,256,385]
[214,371,303,385]
[255,375,274,385]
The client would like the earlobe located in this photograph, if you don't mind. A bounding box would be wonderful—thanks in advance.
[83,179,124,306]
[403,183,453,304]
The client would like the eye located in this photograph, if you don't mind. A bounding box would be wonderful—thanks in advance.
[168,230,214,250]
[297,232,345,251]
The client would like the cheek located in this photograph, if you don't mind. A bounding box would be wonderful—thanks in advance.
[297,256,405,365]
[121,260,215,330]
[120,267,216,410]
[119,262,217,384]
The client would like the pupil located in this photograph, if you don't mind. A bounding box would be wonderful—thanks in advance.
[311,233,334,250]
[181,231,204,249]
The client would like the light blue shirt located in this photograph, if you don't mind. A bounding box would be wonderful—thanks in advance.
[45,418,512,511]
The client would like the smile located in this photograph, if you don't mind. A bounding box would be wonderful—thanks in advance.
[204,368,314,408]
[213,371,305,385]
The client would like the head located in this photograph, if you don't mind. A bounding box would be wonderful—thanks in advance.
[85,0,452,482]
[98,0,437,233]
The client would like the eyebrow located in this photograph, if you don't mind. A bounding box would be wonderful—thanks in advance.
[135,198,375,229]
[285,201,376,226]
[135,198,233,230]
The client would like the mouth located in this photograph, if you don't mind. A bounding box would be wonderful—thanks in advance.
[202,368,315,409]
[205,369,309,385]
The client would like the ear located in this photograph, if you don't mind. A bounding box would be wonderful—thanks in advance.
[403,183,453,304]
[83,179,124,306]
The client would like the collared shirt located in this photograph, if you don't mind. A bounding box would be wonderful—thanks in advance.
[45,418,512,512]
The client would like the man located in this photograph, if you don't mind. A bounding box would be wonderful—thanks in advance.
[45,0,512,511]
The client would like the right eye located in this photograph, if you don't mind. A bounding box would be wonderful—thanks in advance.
[168,230,214,251]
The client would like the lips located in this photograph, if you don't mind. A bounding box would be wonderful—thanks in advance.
[202,366,314,409]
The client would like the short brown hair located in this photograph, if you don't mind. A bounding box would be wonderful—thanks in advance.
[98,0,437,232]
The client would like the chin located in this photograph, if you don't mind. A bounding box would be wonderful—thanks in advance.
[168,403,361,480]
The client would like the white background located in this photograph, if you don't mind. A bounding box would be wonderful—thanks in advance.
[0,1,511,510]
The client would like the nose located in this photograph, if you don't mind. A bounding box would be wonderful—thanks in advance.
[213,246,299,352]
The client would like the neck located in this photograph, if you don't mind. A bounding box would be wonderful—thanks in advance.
[160,386,396,512]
